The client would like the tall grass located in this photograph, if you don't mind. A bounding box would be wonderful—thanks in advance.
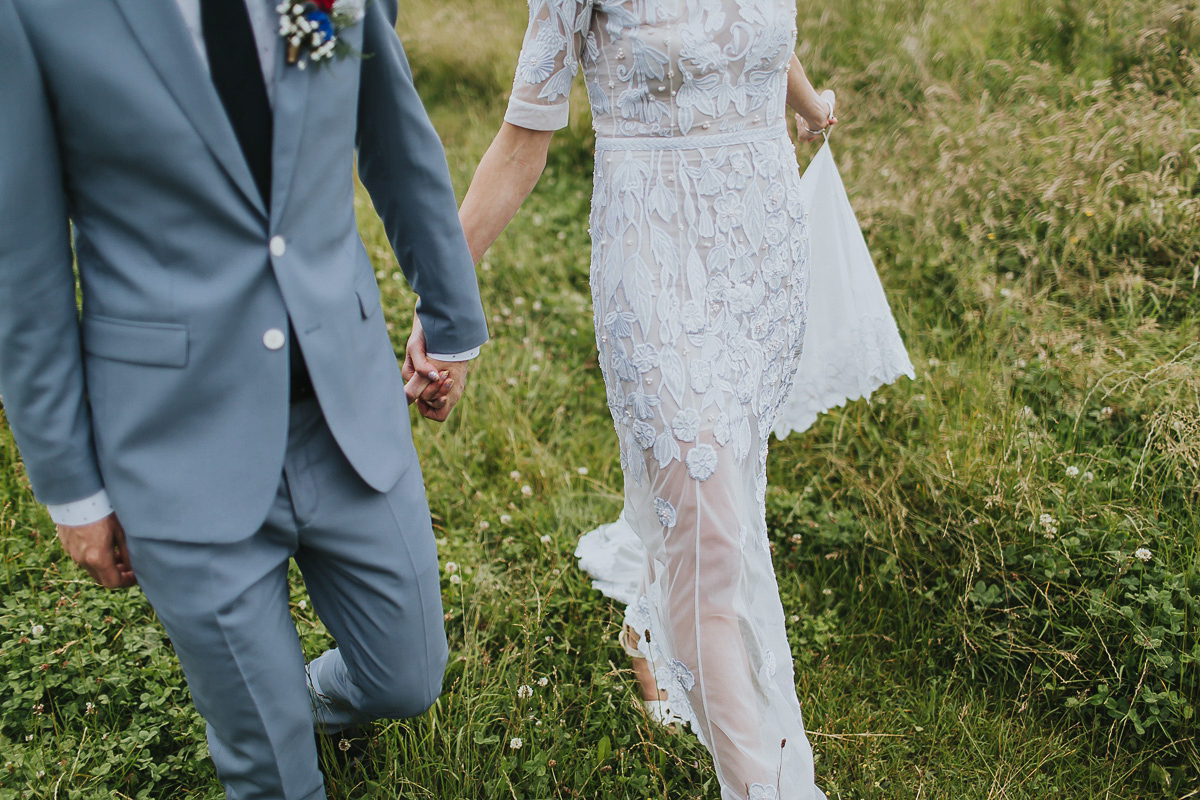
[1,0,1197,797]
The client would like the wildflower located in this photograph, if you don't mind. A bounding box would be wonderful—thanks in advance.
[478,520,490,531]
[537,676,549,687]
[576,466,589,475]
[1065,466,1080,478]
[1099,406,1114,420]
[85,702,95,714]
[510,470,521,481]
[338,738,352,752]
[1039,513,1058,537]
[517,685,533,699]
[822,588,833,596]
[510,737,523,749]
[533,300,543,311]
[500,514,513,525]
[1082,471,1094,482]
[1134,547,1152,562]
[539,534,552,544]
[31,624,44,637]
[927,357,940,367]
[33,704,44,715]
[449,574,462,585]
[521,485,533,498]
[298,600,307,610]
[445,562,459,574]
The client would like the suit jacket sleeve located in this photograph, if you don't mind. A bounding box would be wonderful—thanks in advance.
[0,2,105,505]
[355,0,489,355]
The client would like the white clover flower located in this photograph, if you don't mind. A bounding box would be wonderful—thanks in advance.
[1038,513,1059,537]
[1134,547,1152,562]
[576,466,589,475]
[85,702,95,714]
[478,520,490,531]
[521,485,533,498]
[298,600,307,610]
[537,676,549,687]
[500,514,513,525]
[1065,466,1080,478]
[539,534,552,544]
[1082,471,1095,482]
[1100,406,1114,420]
[517,685,533,699]
[31,624,44,637]
[509,737,523,749]
[510,470,521,480]
[449,574,462,585]
[822,588,833,596]
[445,562,459,574]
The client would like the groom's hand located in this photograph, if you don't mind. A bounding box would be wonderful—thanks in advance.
[56,513,137,589]
[402,313,469,422]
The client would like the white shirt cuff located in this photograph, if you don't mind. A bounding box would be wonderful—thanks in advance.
[46,489,114,527]
[426,347,480,362]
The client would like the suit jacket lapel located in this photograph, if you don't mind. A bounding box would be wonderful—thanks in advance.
[112,0,267,218]
[268,44,311,224]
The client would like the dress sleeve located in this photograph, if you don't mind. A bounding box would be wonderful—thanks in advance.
[503,0,593,131]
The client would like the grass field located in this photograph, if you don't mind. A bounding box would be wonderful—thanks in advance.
[1,0,1197,797]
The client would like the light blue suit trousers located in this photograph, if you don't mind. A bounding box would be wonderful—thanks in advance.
[126,400,448,800]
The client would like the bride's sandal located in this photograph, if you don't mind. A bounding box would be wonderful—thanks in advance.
[619,626,685,731]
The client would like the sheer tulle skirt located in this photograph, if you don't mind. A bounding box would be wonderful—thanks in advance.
[588,129,824,800]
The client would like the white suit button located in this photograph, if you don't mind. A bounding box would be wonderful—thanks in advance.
[262,328,286,351]
[269,236,286,257]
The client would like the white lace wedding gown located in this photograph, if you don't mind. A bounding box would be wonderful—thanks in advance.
[505,2,910,798]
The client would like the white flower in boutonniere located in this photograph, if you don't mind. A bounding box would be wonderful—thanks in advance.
[276,0,366,69]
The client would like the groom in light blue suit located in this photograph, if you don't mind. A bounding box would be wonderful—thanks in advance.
[0,0,487,796]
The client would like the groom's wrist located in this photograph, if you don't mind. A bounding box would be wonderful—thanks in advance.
[426,346,480,362]
[46,489,113,527]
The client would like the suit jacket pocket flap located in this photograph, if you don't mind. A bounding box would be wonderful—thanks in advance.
[83,315,189,368]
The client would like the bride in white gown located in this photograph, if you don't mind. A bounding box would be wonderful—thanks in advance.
[458,1,911,797]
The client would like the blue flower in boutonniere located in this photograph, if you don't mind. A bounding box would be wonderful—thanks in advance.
[276,0,366,69]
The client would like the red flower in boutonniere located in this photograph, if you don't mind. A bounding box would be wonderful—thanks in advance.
[276,0,365,69]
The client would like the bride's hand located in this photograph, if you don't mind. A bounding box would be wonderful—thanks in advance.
[796,89,837,143]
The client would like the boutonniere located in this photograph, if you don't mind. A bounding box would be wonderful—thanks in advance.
[276,0,366,69]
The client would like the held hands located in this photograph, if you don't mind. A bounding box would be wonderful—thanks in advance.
[796,89,837,143]
[56,513,136,589]
[402,311,468,422]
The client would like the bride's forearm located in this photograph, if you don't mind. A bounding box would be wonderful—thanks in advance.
[786,55,832,126]
[459,122,555,265]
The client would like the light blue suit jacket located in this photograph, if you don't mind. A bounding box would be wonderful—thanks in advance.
[0,0,488,542]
